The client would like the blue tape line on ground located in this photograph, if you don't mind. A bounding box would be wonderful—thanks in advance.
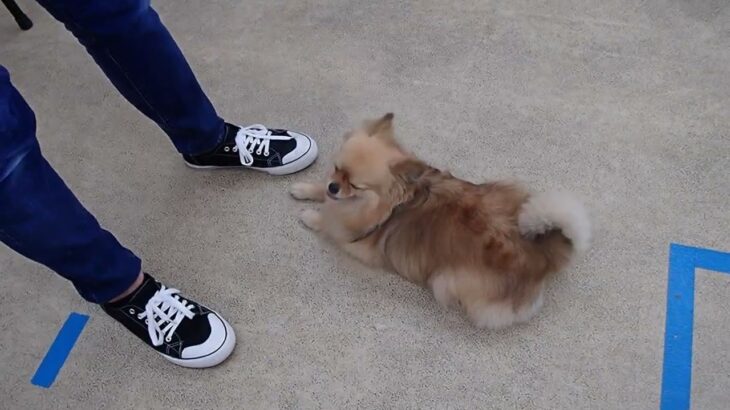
[660,244,730,410]
[31,312,89,388]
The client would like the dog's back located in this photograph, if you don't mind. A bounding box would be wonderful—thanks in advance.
[379,169,589,328]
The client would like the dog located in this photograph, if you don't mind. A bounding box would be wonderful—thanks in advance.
[290,113,590,328]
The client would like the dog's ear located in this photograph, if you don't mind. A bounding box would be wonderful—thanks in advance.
[365,113,395,142]
[390,158,429,185]
[388,158,430,205]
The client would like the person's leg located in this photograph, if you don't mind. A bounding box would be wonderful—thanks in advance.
[35,0,223,155]
[0,66,141,304]
[35,0,318,175]
[1,66,235,367]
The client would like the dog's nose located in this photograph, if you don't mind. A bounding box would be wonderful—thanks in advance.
[328,182,340,195]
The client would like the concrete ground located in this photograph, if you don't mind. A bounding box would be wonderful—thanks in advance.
[1,0,729,408]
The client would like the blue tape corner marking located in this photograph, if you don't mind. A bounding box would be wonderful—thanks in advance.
[661,243,730,410]
[31,312,89,388]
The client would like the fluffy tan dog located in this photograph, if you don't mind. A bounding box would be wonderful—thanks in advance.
[291,114,590,328]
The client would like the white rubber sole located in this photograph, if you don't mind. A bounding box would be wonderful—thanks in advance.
[161,313,236,369]
[184,138,318,176]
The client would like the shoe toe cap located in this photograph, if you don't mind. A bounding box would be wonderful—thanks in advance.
[180,313,233,360]
[282,131,315,164]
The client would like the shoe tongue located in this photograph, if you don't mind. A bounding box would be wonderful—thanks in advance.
[224,123,241,143]
[103,273,161,309]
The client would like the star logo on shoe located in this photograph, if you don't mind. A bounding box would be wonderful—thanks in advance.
[166,340,183,357]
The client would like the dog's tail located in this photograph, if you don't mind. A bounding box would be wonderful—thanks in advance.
[518,191,591,255]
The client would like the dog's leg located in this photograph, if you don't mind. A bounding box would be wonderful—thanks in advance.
[430,274,459,308]
[299,209,323,231]
[466,299,518,329]
[341,241,383,268]
[290,182,326,202]
[513,283,545,324]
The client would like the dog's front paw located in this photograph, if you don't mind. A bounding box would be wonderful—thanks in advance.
[299,209,323,231]
[290,182,325,202]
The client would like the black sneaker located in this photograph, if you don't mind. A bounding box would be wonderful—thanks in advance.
[102,273,235,368]
[183,122,318,175]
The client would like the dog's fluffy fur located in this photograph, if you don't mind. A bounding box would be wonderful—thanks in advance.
[291,113,590,328]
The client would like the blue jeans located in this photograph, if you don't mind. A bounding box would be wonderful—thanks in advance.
[0,0,225,303]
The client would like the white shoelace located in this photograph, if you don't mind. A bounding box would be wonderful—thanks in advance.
[234,125,291,166]
[137,286,195,347]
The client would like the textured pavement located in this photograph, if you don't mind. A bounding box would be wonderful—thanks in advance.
[1,0,729,408]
